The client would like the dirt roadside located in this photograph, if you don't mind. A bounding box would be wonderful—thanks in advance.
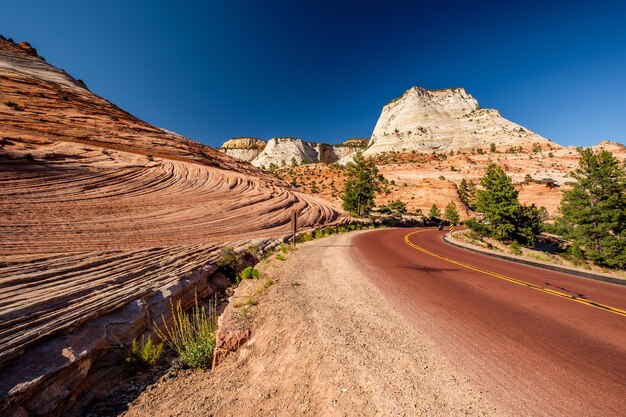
[122,230,499,416]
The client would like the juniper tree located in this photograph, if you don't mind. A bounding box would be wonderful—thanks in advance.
[558,148,626,268]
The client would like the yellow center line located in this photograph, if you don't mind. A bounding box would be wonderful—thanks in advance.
[403,229,626,318]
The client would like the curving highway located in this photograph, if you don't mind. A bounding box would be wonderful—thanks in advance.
[352,228,626,416]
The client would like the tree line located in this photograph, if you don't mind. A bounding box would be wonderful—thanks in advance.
[341,149,626,269]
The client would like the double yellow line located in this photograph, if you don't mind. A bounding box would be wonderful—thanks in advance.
[403,229,626,318]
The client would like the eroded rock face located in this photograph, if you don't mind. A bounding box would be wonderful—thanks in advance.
[365,86,559,155]
[251,137,320,167]
[220,137,266,162]
[0,38,343,416]
[218,137,367,166]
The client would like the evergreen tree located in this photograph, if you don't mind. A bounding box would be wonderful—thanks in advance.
[476,164,520,240]
[558,148,626,268]
[475,164,543,246]
[444,201,460,225]
[429,204,441,219]
[341,151,385,217]
[458,178,477,210]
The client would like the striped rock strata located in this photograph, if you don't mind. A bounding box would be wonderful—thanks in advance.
[0,36,342,416]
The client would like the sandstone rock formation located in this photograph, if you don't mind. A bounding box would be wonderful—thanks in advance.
[0,37,342,416]
[220,137,266,162]
[218,137,367,167]
[365,86,559,156]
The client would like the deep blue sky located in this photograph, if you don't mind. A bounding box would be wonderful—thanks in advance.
[2,1,625,147]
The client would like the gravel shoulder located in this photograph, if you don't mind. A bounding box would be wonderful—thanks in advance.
[123,230,498,416]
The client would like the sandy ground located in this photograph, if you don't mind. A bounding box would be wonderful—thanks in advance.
[123,231,498,416]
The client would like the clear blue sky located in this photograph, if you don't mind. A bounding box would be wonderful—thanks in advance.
[2,1,625,147]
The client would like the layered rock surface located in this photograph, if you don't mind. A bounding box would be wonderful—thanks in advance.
[220,137,266,162]
[0,37,342,416]
[365,87,559,155]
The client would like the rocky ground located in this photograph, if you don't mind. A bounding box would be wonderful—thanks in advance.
[123,231,499,417]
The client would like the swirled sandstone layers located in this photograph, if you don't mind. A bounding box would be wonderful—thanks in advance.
[0,37,342,415]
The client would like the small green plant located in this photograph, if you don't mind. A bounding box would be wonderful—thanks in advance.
[300,232,313,242]
[246,296,258,307]
[276,254,286,261]
[279,243,291,253]
[263,278,274,288]
[314,230,324,239]
[238,266,260,282]
[155,294,217,369]
[217,247,243,279]
[126,335,163,369]
[510,241,523,256]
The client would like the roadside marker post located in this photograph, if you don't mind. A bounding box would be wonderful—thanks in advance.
[450,224,455,235]
[291,209,298,248]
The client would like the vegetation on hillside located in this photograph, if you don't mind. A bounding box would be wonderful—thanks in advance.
[554,148,626,268]
[341,151,386,217]
[467,164,543,246]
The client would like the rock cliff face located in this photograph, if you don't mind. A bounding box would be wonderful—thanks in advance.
[0,37,342,416]
[365,87,558,156]
[218,137,367,167]
[220,137,266,162]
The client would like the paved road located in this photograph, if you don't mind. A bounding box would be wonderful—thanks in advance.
[351,228,626,416]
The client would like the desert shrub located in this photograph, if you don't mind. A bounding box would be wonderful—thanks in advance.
[239,266,260,282]
[314,230,324,239]
[276,254,286,261]
[510,241,523,256]
[217,246,243,278]
[300,232,313,242]
[247,244,261,258]
[126,335,163,370]
[156,295,217,369]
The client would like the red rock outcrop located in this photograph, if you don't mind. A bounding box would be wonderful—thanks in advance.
[0,37,342,416]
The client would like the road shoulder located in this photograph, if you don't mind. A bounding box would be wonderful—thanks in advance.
[123,230,498,416]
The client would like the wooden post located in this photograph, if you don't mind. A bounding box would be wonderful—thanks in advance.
[291,209,298,248]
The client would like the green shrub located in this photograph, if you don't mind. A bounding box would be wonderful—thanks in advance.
[510,241,523,256]
[155,295,217,368]
[276,254,286,261]
[279,243,291,253]
[300,232,313,242]
[315,230,324,239]
[126,335,163,370]
[217,246,243,279]
[239,266,260,282]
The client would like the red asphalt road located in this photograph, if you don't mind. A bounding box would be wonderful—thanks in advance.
[351,228,626,416]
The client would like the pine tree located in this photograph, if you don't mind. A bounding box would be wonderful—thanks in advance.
[475,164,543,246]
[444,201,460,225]
[558,148,626,268]
[429,204,441,219]
[476,164,520,240]
[341,151,385,217]
[458,178,477,210]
